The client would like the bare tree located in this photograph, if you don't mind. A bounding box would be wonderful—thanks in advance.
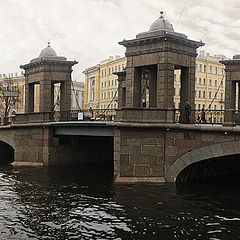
[0,78,19,117]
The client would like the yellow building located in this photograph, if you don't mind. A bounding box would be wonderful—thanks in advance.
[99,56,125,110]
[84,51,226,122]
[174,50,225,112]
[84,56,126,111]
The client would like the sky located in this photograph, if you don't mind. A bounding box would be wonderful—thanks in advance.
[0,0,240,82]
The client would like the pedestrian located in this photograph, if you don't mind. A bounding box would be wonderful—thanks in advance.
[180,99,191,123]
[200,107,206,123]
[142,98,146,108]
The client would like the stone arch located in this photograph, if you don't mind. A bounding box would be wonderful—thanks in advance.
[166,140,240,182]
[0,134,15,164]
[0,134,15,149]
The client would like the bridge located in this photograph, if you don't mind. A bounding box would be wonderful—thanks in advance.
[0,112,240,184]
[1,13,240,184]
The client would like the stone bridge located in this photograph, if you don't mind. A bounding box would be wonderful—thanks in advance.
[1,117,240,183]
[113,122,240,183]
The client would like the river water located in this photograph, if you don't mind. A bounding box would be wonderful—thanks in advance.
[0,165,240,240]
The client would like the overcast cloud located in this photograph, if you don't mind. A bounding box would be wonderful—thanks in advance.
[0,0,240,81]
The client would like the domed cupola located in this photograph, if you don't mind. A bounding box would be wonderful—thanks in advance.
[39,42,57,57]
[30,42,67,63]
[149,11,174,32]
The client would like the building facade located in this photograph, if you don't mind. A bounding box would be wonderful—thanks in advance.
[0,73,25,116]
[174,50,226,112]
[83,65,100,109]
[84,56,126,111]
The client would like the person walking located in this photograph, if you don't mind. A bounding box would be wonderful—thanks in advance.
[142,98,146,108]
[180,99,191,123]
[200,107,206,123]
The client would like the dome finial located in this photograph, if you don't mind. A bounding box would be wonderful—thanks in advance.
[47,42,50,47]
[160,10,164,18]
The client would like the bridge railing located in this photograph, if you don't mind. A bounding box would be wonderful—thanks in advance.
[7,108,240,125]
[53,109,226,124]
[52,109,117,122]
[175,109,225,124]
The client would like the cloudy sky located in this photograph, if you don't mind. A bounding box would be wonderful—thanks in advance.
[0,0,240,81]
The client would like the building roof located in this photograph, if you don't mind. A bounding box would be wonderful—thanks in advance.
[39,42,57,57]
[149,11,174,32]
[135,11,188,40]
[30,42,67,63]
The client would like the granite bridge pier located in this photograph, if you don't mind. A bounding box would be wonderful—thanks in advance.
[1,13,240,183]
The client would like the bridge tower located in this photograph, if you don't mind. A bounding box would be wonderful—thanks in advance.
[116,11,204,123]
[20,43,77,119]
[220,55,240,126]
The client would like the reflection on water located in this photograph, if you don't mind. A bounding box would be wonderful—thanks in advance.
[0,165,240,239]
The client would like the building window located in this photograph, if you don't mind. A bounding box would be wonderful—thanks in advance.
[221,93,223,101]
[90,77,95,86]
[199,78,201,85]
[209,79,212,86]
[203,91,205,98]
[109,68,111,75]
[198,91,201,98]
[122,64,125,70]
[203,79,206,85]
[209,66,212,74]
[215,80,217,87]
[209,92,212,99]
[203,65,206,73]
[199,64,202,72]
[198,104,201,110]
[118,65,121,71]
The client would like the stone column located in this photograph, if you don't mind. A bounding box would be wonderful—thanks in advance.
[40,80,52,112]
[179,67,190,107]
[25,82,34,113]
[224,72,236,126]
[115,71,126,109]
[51,83,55,111]
[157,63,175,122]
[148,68,157,108]
[133,67,141,108]
[60,80,71,120]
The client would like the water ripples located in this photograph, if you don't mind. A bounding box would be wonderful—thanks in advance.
[0,167,240,239]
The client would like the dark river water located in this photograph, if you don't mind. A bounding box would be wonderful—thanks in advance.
[0,165,240,240]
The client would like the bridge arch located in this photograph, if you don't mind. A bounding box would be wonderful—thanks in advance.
[0,134,15,165]
[167,140,240,182]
